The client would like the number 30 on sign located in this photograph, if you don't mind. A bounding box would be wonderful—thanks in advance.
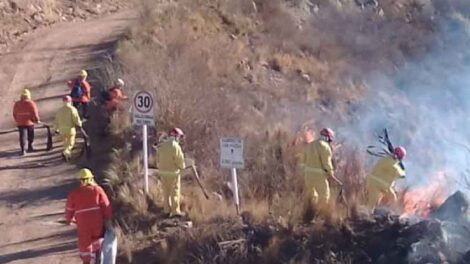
[133,91,155,127]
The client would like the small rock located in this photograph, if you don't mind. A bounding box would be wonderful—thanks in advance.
[31,13,43,23]
[244,73,254,83]
[378,8,384,17]
[313,5,319,13]
[260,61,269,68]
[212,192,223,201]
[301,73,311,82]
[183,221,193,228]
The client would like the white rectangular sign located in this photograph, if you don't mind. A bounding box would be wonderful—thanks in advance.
[132,90,155,127]
[220,137,244,169]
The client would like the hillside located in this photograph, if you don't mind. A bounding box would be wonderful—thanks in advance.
[1,0,470,263]
[103,0,470,263]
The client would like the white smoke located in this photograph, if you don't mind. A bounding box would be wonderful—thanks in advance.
[336,11,470,194]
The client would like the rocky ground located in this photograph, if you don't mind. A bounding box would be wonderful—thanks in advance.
[119,192,470,264]
[0,0,131,51]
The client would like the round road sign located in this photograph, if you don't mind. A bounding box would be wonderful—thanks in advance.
[134,91,154,114]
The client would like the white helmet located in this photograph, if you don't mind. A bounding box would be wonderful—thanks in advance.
[116,78,125,87]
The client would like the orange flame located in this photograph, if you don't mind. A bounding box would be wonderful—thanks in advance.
[402,172,449,218]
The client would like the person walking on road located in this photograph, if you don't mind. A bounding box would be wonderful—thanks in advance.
[12,89,40,155]
[300,128,343,209]
[54,96,82,161]
[155,128,186,218]
[65,168,112,264]
[366,146,406,209]
[68,69,92,119]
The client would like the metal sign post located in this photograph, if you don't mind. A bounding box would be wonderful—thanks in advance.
[143,124,148,193]
[231,168,240,214]
[133,91,155,194]
[220,138,244,214]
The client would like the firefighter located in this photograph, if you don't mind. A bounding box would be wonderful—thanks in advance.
[291,125,315,177]
[301,128,343,208]
[68,70,92,119]
[54,96,82,161]
[366,146,406,209]
[155,128,186,217]
[104,78,128,115]
[65,168,112,264]
[12,89,40,155]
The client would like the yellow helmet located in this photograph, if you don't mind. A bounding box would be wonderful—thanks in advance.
[79,168,94,180]
[79,70,88,77]
[21,89,31,100]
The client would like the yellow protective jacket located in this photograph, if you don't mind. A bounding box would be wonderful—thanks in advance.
[367,156,405,188]
[156,137,185,176]
[301,139,334,176]
[54,103,82,135]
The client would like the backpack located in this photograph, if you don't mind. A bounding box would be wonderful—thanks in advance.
[70,80,84,99]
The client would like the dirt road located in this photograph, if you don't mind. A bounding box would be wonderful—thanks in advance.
[0,11,135,263]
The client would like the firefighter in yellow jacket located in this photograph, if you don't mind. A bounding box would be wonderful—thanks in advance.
[301,128,343,207]
[54,96,82,161]
[156,128,186,217]
[366,146,406,209]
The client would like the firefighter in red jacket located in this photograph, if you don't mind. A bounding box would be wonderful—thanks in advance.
[65,168,112,264]
[104,78,128,115]
[68,70,92,119]
[12,89,40,155]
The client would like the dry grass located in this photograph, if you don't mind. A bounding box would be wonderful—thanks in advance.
[106,0,358,234]
[36,0,58,20]
[100,0,470,261]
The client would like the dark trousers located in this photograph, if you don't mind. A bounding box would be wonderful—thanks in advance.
[73,101,89,119]
[18,126,34,151]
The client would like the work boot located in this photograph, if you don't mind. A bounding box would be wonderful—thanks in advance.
[169,212,186,219]
[61,153,70,162]
[161,212,170,218]
[27,145,34,153]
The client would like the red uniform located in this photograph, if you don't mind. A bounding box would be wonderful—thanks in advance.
[68,79,92,103]
[65,185,112,263]
[13,100,39,126]
[104,86,127,113]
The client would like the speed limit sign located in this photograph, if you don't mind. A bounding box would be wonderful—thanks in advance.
[133,91,155,127]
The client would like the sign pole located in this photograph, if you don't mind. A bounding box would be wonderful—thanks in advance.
[231,168,240,215]
[133,90,155,194]
[143,124,149,194]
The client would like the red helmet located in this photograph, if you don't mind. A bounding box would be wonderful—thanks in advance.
[320,128,335,142]
[169,128,185,138]
[63,95,72,103]
[394,146,406,160]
